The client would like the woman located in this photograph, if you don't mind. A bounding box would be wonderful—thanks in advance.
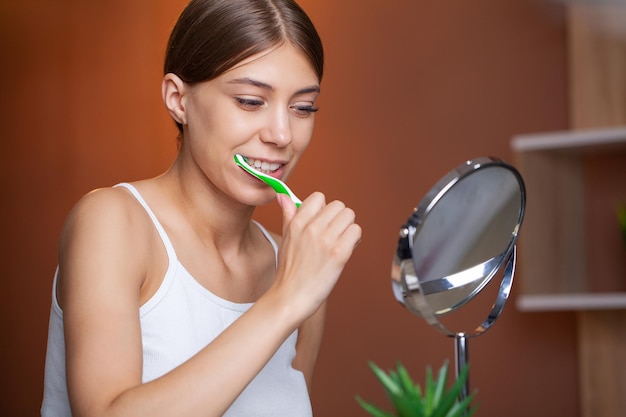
[41,0,361,416]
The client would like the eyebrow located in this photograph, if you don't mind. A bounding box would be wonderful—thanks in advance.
[228,77,320,95]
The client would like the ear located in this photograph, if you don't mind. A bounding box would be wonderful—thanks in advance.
[162,73,187,126]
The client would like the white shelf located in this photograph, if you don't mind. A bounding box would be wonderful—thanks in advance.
[517,293,626,312]
[511,126,626,152]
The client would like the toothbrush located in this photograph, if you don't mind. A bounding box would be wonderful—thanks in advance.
[234,154,302,207]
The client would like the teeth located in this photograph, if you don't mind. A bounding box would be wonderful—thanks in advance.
[247,158,281,173]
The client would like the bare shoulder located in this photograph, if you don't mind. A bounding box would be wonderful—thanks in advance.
[59,186,149,250]
[67,186,142,220]
[57,186,154,307]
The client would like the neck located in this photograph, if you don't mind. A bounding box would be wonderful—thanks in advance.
[157,162,257,247]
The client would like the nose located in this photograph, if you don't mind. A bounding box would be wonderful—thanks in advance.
[259,107,292,147]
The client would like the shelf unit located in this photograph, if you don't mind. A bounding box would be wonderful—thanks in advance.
[511,126,626,312]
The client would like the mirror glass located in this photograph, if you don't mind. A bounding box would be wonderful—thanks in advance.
[392,157,525,335]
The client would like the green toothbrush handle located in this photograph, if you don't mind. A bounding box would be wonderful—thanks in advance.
[234,154,302,207]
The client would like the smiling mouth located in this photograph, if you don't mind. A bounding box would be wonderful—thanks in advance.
[244,157,282,174]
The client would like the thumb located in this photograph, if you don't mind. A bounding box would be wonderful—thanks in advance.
[276,193,298,234]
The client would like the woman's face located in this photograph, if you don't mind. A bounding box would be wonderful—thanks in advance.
[180,43,320,207]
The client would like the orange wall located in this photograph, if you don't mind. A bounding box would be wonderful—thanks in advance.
[0,1,577,416]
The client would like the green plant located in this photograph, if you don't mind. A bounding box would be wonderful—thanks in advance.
[356,360,477,417]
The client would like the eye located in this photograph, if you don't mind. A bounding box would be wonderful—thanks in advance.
[290,103,319,117]
[235,97,264,110]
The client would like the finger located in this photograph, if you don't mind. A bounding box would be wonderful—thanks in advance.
[277,193,298,235]
[333,222,363,263]
[312,201,354,240]
[284,192,327,233]
[298,199,345,235]
[327,204,356,234]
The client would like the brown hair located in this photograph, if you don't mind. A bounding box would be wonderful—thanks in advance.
[164,0,324,133]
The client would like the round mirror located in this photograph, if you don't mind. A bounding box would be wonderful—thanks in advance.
[391,157,525,337]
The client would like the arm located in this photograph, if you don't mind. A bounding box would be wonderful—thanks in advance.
[268,221,326,389]
[293,302,327,390]
[59,189,360,417]
[276,192,360,390]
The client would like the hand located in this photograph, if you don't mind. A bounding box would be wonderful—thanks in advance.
[273,192,362,319]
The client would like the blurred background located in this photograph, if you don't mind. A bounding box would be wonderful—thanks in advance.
[1,0,624,416]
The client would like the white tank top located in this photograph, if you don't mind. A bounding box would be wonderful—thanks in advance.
[42,183,312,417]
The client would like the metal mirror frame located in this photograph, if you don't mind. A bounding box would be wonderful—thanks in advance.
[391,156,526,401]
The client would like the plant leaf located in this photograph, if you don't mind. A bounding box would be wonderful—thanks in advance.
[360,362,423,417]
[364,363,427,417]
[355,396,397,417]
[431,360,449,408]
[443,392,478,417]
[368,362,402,397]
[359,360,477,417]
[423,365,435,414]
[431,363,471,417]
[395,362,421,401]
[389,364,426,417]
[391,393,426,417]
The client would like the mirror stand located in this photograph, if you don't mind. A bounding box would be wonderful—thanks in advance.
[454,333,469,402]
[443,245,516,403]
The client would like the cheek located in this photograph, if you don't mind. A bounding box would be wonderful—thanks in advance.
[187,109,251,150]
[282,122,314,180]
[293,119,315,150]
[228,116,258,143]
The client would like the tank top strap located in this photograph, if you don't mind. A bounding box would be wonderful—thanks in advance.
[252,220,279,267]
[114,183,177,263]
[115,183,277,269]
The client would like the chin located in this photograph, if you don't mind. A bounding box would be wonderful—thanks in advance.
[241,193,276,208]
